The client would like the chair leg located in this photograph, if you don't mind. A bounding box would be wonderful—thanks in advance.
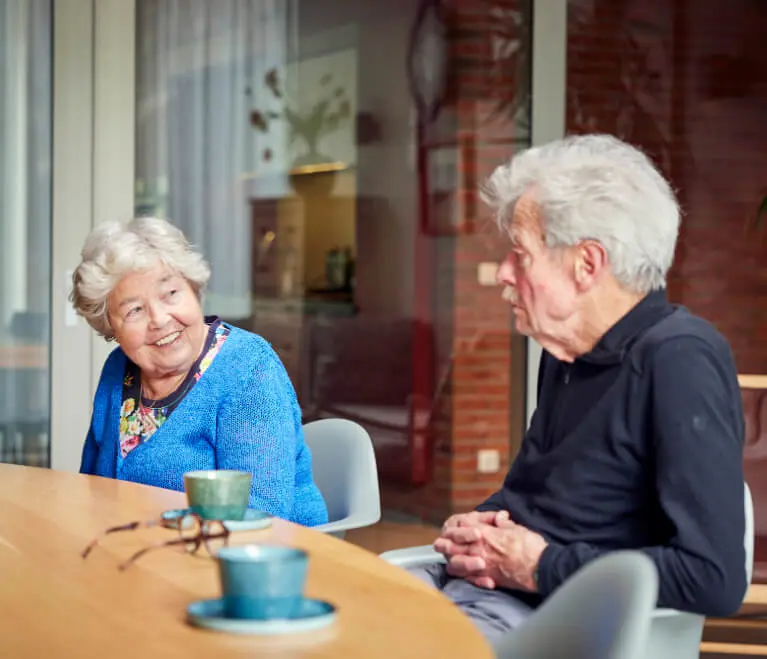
[20,424,48,467]
[1,424,21,464]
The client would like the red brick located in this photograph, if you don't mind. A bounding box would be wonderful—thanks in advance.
[566,0,767,373]
[389,0,527,521]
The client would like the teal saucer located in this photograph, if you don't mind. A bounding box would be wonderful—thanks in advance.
[186,597,336,635]
[161,508,273,532]
[222,509,273,533]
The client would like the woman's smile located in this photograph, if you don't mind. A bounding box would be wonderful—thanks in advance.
[152,330,183,348]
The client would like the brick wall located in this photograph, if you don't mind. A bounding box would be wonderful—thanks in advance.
[380,0,767,525]
[444,0,530,516]
[389,0,767,523]
[567,0,767,373]
[382,0,530,523]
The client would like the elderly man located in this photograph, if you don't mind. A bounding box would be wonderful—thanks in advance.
[412,134,747,644]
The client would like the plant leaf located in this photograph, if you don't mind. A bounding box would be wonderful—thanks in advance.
[249,110,268,132]
[265,68,281,97]
[757,194,767,230]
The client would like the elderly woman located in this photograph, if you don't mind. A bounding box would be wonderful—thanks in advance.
[71,217,328,527]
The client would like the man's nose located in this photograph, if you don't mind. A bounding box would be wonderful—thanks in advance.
[496,258,515,286]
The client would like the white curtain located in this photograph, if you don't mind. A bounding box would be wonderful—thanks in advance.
[0,0,51,332]
[136,0,293,318]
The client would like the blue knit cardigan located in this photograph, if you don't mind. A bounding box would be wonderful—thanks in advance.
[79,325,328,527]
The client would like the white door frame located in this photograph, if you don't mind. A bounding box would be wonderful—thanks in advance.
[526,0,567,425]
[51,0,95,471]
[90,0,136,387]
[50,0,136,471]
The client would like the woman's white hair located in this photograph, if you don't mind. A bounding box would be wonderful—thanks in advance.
[70,217,211,340]
[482,134,680,294]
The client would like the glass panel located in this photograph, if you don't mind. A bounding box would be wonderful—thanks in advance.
[135,0,531,526]
[0,0,52,467]
[565,0,767,373]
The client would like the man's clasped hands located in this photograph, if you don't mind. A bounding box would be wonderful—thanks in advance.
[433,510,549,592]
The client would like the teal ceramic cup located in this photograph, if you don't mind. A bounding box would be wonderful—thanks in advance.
[183,470,252,521]
[217,544,309,620]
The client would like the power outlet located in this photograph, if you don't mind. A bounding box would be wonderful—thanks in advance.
[477,449,501,474]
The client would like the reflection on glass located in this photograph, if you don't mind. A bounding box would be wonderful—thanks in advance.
[136,0,297,322]
[0,0,52,467]
[134,0,532,525]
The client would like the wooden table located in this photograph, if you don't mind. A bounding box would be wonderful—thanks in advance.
[0,465,492,658]
[702,585,767,656]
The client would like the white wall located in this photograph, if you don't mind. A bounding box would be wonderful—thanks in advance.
[51,0,97,472]
[354,5,417,318]
[51,0,136,472]
[298,0,418,319]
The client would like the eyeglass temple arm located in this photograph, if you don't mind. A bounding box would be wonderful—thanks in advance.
[117,536,196,570]
[116,529,228,571]
[81,519,158,559]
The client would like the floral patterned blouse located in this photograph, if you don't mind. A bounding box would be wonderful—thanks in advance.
[119,316,230,458]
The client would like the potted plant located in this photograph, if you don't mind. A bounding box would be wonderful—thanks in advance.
[249,68,351,195]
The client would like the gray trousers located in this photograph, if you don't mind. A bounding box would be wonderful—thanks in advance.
[409,562,534,647]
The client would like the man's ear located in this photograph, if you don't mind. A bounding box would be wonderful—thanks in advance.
[574,240,608,290]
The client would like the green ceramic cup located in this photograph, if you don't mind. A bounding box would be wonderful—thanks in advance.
[183,470,252,521]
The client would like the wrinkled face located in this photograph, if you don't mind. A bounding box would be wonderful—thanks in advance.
[107,264,206,379]
[496,193,580,350]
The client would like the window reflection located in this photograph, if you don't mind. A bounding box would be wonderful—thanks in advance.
[0,0,52,467]
[135,0,531,524]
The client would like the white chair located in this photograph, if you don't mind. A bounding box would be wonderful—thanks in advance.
[381,483,754,659]
[303,418,381,537]
[643,482,754,659]
[495,551,658,659]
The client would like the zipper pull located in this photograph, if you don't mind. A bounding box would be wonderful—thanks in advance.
[564,368,570,384]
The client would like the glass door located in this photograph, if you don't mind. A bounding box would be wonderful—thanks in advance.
[0,0,52,467]
[90,0,546,527]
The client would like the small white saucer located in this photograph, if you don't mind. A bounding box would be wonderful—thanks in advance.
[161,508,273,532]
[186,597,336,635]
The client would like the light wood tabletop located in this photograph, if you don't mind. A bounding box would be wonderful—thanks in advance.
[739,374,767,390]
[0,465,492,659]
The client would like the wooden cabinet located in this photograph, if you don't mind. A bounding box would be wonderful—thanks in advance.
[248,179,357,403]
[249,197,304,299]
[249,197,306,398]
[248,187,435,486]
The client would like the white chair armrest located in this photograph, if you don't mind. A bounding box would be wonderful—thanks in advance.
[313,510,382,537]
[379,544,444,568]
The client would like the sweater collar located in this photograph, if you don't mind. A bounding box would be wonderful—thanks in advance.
[577,289,674,365]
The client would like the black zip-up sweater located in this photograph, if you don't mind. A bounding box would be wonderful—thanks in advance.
[477,290,747,616]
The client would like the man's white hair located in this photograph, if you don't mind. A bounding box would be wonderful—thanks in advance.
[482,134,680,294]
[70,217,211,340]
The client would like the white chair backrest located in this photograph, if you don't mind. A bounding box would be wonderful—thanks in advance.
[496,552,659,659]
[303,418,381,525]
